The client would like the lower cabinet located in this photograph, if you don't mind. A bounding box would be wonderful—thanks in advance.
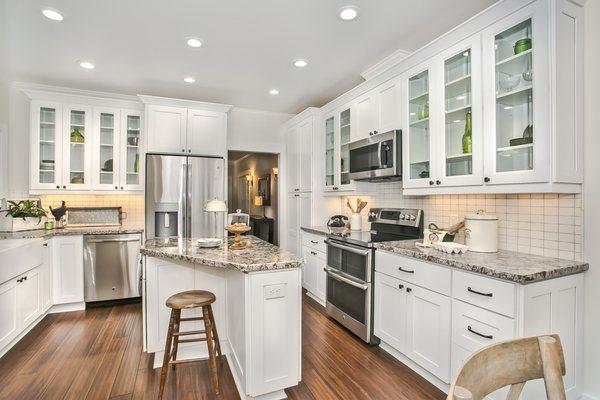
[41,240,53,311]
[374,271,451,383]
[52,236,84,305]
[301,232,327,305]
[0,279,18,351]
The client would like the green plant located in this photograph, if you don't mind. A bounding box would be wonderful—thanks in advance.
[3,200,47,222]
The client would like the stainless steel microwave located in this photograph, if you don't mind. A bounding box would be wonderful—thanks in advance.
[348,130,402,181]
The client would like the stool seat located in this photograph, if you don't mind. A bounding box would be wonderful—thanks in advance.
[166,290,215,309]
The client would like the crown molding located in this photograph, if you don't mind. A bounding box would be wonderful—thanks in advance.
[137,94,233,113]
[360,48,412,81]
[284,107,321,128]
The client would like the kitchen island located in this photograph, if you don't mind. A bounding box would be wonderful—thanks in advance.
[141,235,304,400]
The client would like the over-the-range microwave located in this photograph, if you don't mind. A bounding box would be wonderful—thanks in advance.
[348,129,402,182]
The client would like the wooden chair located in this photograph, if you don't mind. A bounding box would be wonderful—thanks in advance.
[158,290,223,399]
[448,334,566,400]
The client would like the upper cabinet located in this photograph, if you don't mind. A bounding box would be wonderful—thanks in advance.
[143,99,229,157]
[29,97,143,193]
[351,78,401,142]
[286,111,315,193]
[402,0,583,194]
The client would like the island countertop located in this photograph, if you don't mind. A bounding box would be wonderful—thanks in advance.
[375,239,589,284]
[141,235,304,273]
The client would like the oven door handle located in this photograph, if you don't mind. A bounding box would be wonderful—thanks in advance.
[324,239,371,256]
[325,268,369,291]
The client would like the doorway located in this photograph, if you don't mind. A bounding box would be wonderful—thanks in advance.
[228,151,279,245]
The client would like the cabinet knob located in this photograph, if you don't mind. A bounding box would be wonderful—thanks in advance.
[398,284,404,290]
[294,194,300,197]
[115,186,118,190]
[429,181,434,186]
[188,149,191,153]
[182,149,185,153]
[63,185,66,189]
[374,130,378,134]
[43,243,48,247]
[333,186,338,190]
[436,180,441,185]
[121,186,124,190]
[484,177,491,183]
[369,132,373,136]
[406,287,412,293]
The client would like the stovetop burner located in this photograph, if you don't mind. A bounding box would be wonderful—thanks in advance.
[326,208,423,248]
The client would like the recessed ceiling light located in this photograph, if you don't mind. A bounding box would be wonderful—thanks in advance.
[339,6,359,21]
[79,61,95,70]
[186,38,202,48]
[42,8,63,21]
[183,77,196,83]
[269,89,280,95]
[293,59,309,68]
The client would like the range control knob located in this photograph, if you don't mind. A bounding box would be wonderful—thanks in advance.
[409,215,416,221]
[399,214,406,220]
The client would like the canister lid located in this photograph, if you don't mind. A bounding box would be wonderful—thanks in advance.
[465,210,498,221]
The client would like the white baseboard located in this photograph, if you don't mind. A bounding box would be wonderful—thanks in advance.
[48,302,86,313]
[304,291,325,307]
[0,312,47,359]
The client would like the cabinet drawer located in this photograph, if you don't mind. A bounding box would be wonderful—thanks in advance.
[452,299,514,353]
[452,270,516,317]
[302,232,327,254]
[376,251,451,296]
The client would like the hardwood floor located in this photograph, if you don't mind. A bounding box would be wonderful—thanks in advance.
[0,295,445,400]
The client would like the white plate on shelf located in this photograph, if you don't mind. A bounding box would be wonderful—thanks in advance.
[196,238,222,248]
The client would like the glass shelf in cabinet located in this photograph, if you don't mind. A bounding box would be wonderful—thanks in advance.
[496,85,532,106]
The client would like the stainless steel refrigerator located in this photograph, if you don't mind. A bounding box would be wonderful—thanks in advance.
[145,154,225,239]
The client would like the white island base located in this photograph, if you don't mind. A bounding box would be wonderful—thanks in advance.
[144,256,302,400]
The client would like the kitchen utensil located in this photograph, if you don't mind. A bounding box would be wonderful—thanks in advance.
[350,213,362,231]
[465,210,498,252]
[196,238,222,248]
[514,38,532,54]
[346,199,355,213]
[432,242,468,254]
[226,223,252,250]
[327,215,348,234]
[499,74,520,91]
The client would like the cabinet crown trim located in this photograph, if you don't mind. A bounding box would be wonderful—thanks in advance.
[138,94,232,113]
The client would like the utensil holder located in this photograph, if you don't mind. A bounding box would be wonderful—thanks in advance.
[350,213,362,231]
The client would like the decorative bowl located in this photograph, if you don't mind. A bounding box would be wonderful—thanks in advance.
[499,74,520,91]
[514,38,532,54]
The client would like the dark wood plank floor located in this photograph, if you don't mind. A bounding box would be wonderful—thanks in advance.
[0,295,445,400]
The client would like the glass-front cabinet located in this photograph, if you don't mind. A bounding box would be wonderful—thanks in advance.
[324,115,335,188]
[63,105,92,190]
[120,110,143,190]
[94,108,120,190]
[31,101,63,190]
[322,107,359,193]
[482,1,549,184]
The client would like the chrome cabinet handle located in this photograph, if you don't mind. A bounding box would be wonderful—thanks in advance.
[468,325,493,339]
[310,240,318,244]
[467,287,493,297]
[310,251,317,255]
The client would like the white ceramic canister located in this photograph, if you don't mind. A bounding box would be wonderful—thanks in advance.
[350,213,362,231]
[464,211,498,252]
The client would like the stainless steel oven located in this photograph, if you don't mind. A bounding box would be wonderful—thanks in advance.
[324,238,376,343]
[348,129,402,181]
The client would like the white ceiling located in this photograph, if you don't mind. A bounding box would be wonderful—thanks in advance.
[1,0,496,114]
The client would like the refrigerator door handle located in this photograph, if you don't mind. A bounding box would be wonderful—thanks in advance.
[186,161,192,238]
[178,161,186,239]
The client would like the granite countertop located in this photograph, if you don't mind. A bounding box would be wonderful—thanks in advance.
[301,226,333,236]
[0,225,144,240]
[375,239,589,284]
[141,235,304,273]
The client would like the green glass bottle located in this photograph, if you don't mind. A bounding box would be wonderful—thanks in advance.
[462,110,472,154]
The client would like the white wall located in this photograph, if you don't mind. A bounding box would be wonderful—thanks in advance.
[583,0,600,398]
[5,85,30,199]
[0,81,9,199]
[227,107,292,153]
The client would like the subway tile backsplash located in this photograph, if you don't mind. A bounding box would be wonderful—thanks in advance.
[342,181,583,261]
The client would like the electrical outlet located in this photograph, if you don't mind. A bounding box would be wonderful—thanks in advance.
[264,283,286,300]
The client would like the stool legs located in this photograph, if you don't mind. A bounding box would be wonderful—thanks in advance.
[203,305,220,395]
[207,304,222,359]
[158,308,180,400]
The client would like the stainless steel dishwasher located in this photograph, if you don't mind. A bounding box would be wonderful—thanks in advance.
[83,233,142,302]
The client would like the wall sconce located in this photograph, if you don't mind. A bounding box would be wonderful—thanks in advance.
[272,167,279,176]
[246,173,253,187]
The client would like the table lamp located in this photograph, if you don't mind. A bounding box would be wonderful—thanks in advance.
[253,195,266,218]
[204,199,228,240]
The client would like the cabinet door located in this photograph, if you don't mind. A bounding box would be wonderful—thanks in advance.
[302,247,317,293]
[439,37,484,187]
[374,272,407,352]
[286,194,299,255]
[286,126,300,192]
[30,101,63,190]
[314,255,327,304]
[62,105,93,190]
[42,240,53,311]
[52,236,84,304]
[0,279,18,350]
[17,266,42,328]
[93,108,121,190]
[146,105,187,154]
[377,78,401,133]
[353,92,378,141]
[338,108,352,187]
[482,1,549,185]
[298,118,313,192]
[403,63,438,188]
[405,284,451,383]
[120,110,144,191]
[323,114,336,191]
[187,109,226,157]
[298,192,311,234]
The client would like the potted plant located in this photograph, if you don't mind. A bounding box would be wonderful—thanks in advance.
[0,200,48,232]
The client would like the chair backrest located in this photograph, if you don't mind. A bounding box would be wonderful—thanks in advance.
[447,334,566,400]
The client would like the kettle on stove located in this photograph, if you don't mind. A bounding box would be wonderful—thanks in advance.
[327,215,348,234]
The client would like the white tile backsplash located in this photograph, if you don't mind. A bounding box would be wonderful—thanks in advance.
[341,181,583,261]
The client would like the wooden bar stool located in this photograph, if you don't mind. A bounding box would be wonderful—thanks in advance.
[158,290,222,399]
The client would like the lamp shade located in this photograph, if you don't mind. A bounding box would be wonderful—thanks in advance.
[253,196,263,206]
[204,199,227,212]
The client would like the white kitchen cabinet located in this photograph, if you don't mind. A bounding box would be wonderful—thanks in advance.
[30,101,63,191]
[143,98,230,157]
[41,240,53,312]
[62,104,93,190]
[302,247,318,294]
[286,113,314,193]
[352,78,401,142]
[353,92,378,141]
[187,109,226,157]
[301,232,327,305]
[405,284,451,383]
[52,235,84,305]
[146,105,188,154]
[374,272,407,351]
[119,110,144,191]
[287,192,311,256]
[0,279,18,351]
[93,107,121,190]
[17,266,42,329]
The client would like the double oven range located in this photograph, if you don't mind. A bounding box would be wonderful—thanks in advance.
[324,208,423,344]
